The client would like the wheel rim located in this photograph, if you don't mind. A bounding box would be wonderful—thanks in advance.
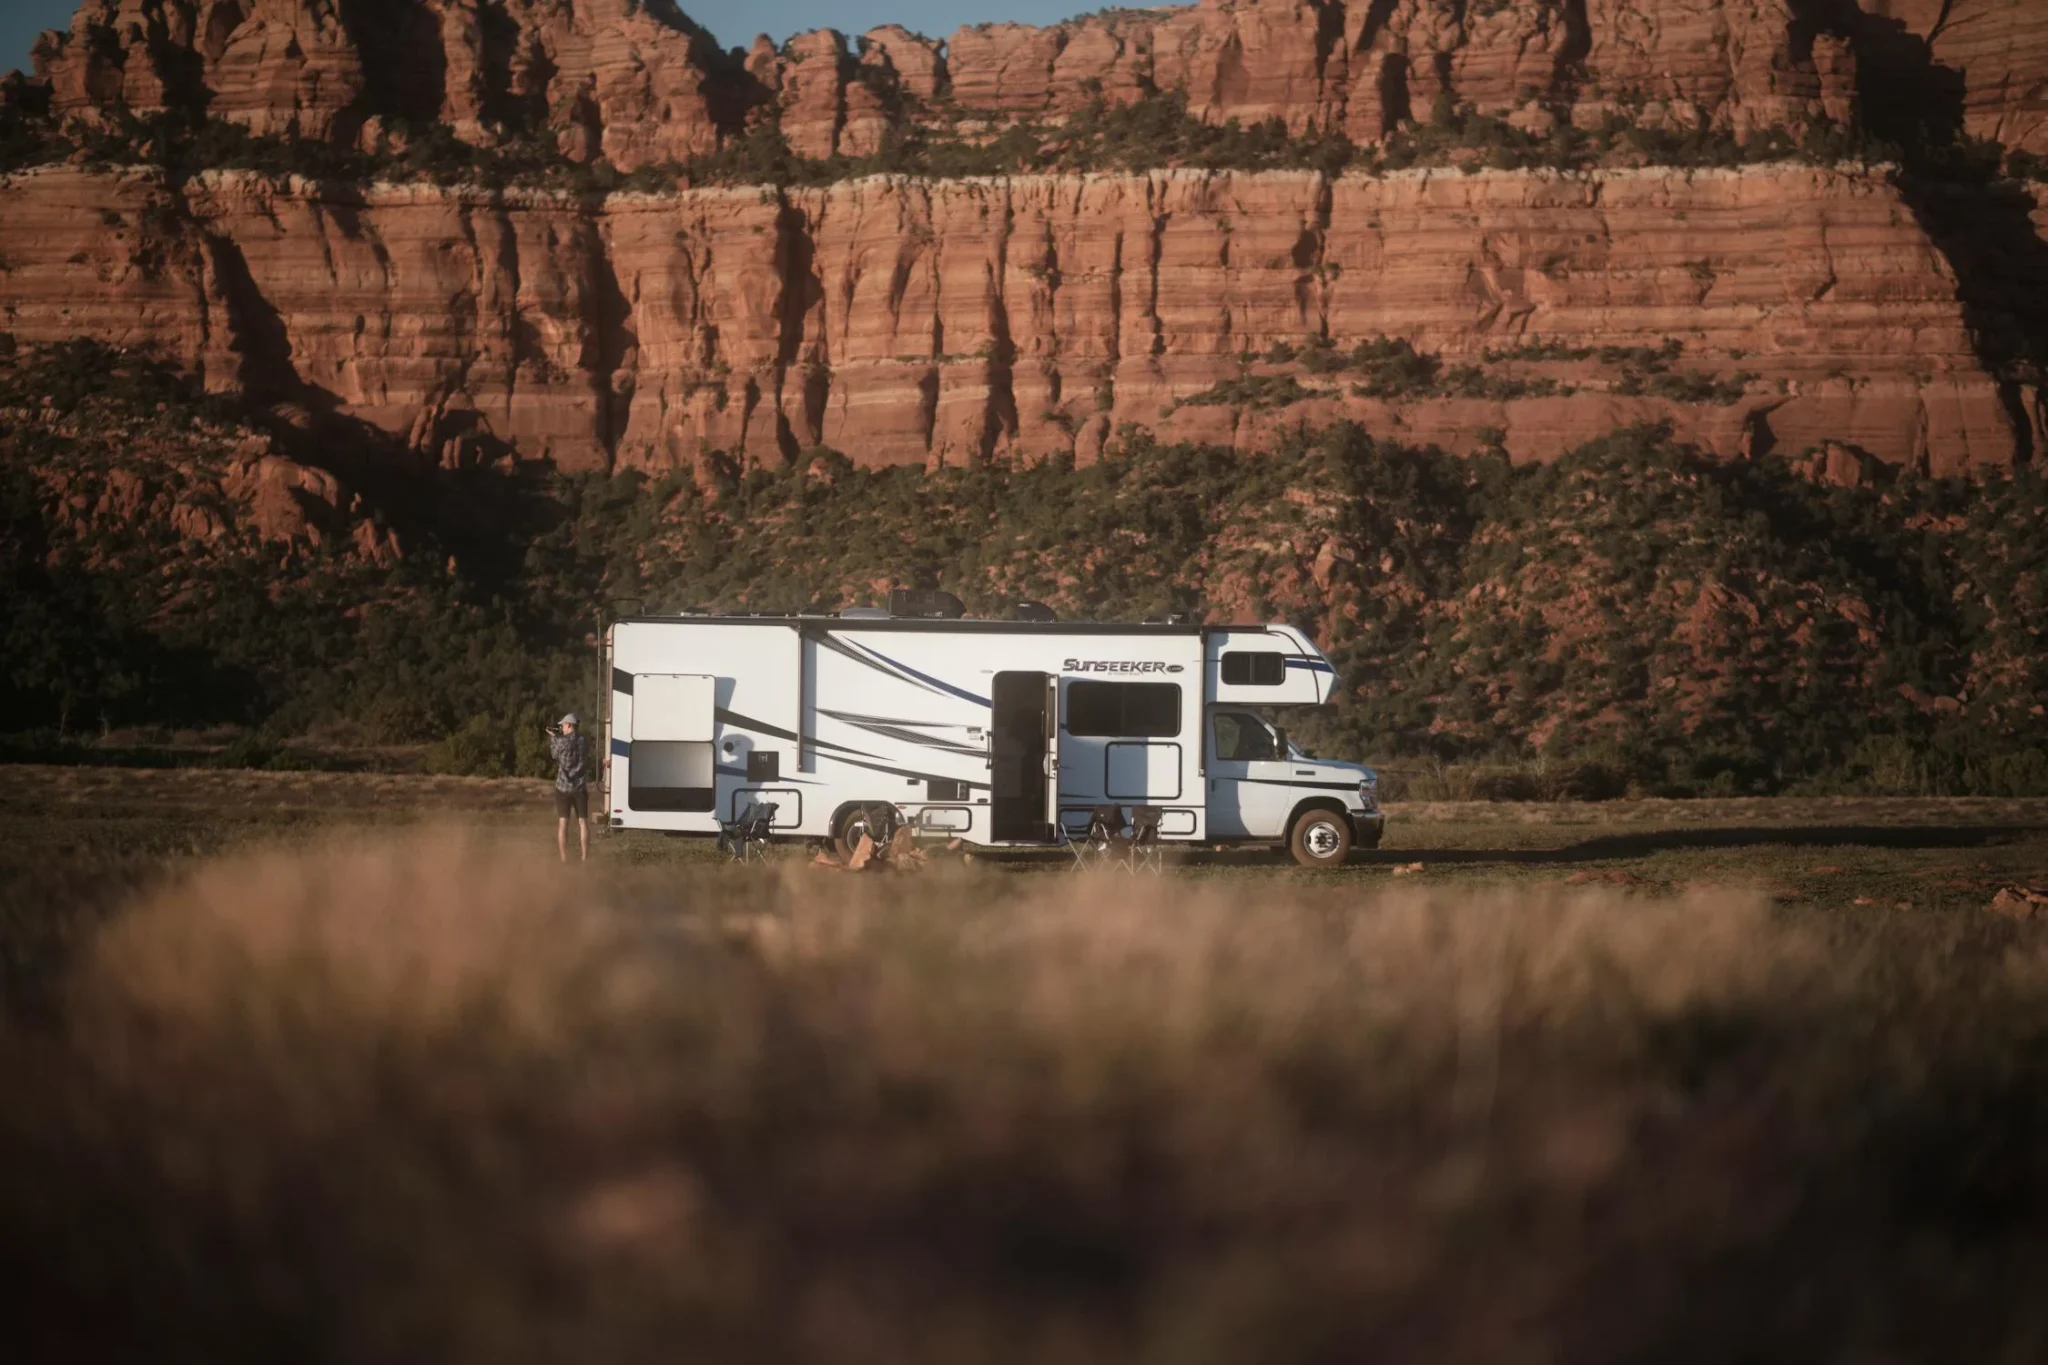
[1305,821,1342,859]
[842,806,892,850]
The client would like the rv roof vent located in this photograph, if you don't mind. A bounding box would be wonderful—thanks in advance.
[888,588,966,620]
[839,606,892,619]
[1010,600,1058,622]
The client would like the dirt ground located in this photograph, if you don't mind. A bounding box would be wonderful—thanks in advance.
[6,763,2045,918]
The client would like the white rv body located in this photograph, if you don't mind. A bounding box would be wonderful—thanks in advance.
[602,615,1383,853]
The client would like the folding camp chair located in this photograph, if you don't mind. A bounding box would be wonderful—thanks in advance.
[1120,806,1166,875]
[717,801,778,864]
[1067,805,1125,870]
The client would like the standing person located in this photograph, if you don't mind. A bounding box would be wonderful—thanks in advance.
[547,712,592,862]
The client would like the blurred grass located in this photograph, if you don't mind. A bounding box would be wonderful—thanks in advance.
[2,827,2048,1362]
[5,767,2046,1020]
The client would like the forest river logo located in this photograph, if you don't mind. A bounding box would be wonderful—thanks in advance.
[1062,659,1186,674]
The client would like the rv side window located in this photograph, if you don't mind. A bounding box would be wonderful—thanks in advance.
[1221,651,1287,686]
[1065,681,1181,737]
[1213,712,1280,762]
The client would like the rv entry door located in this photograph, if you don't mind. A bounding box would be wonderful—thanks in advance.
[991,671,1056,843]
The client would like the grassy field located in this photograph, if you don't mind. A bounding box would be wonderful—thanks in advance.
[8,762,2044,902]
[4,766,2048,1363]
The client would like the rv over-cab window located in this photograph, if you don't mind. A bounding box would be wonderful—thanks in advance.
[1221,651,1287,686]
[1065,681,1181,737]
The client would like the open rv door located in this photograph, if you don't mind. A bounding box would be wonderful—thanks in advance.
[990,670,1057,843]
[1044,670,1061,841]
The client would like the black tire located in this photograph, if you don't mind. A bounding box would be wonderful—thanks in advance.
[833,804,896,862]
[1288,808,1353,868]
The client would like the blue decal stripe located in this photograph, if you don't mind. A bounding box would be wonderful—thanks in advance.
[610,738,631,757]
[814,633,940,696]
[834,638,948,698]
[1285,657,1336,674]
[853,642,993,707]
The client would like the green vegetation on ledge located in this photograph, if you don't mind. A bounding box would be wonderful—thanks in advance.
[3,339,2044,797]
[9,83,2038,193]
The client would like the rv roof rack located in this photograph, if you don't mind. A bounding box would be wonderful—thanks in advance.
[888,588,966,620]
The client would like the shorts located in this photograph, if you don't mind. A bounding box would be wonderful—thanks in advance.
[555,787,589,820]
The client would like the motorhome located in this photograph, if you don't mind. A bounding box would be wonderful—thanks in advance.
[601,594,1383,866]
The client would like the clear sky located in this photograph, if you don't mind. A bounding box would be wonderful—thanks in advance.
[2,1,1103,79]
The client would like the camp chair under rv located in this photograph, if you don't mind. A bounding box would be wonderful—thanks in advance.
[718,800,778,864]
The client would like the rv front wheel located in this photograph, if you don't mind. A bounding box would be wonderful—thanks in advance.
[1287,809,1352,868]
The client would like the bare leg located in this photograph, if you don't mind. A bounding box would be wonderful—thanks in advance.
[578,817,590,861]
[557,816,568,862]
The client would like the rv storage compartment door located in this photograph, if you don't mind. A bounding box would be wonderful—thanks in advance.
[630,674,717,812]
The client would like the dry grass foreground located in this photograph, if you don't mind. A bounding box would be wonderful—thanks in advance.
[5,831,2048,1363]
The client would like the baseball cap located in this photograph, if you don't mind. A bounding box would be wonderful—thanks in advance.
[560,712,579,726]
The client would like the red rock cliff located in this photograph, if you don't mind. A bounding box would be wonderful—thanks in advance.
[25,1,2048,161]
[6,0,2048,476]
[0,162,2020,475]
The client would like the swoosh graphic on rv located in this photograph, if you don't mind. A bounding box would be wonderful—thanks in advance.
[810,633,932,696]
[834,638,993,708]
[716,708,990,792]
[817,709,987,755]
[713,708,884,763]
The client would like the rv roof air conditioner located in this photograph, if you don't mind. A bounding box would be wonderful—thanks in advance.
[887,588,966,620]
[1010,601,1058,622]
[838,606,892,619]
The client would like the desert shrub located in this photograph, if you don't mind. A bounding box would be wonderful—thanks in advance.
[1440,363,1567,400]
[0,84,64,175]
[1468,769,1544,801]
[1548,761,1631,801]
[424,714,515,777]
[1622,368,1759,404]
[1173,373,1327,410]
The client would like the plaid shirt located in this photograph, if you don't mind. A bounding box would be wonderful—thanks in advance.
[549,731,590,792]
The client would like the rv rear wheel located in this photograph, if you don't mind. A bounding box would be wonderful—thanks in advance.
[833,804,898,862]
[1287,809,1353,868]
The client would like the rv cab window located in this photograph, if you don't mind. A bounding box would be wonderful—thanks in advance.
[1065,680,1181,737]
[1221,651,1287,686]
[1213,711,1281,762]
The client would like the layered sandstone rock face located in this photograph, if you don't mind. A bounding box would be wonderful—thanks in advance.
[1852,0,2048,154]
[0,163,2013,475]
[7,0,2048,477]
[31,0,736,165]
[29,0,2047,163]
[937,0,1862,141]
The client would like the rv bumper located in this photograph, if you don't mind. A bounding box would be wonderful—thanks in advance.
[1351,810,1385,850]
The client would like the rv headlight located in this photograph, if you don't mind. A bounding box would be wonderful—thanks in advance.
[1359,769,1379,809]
